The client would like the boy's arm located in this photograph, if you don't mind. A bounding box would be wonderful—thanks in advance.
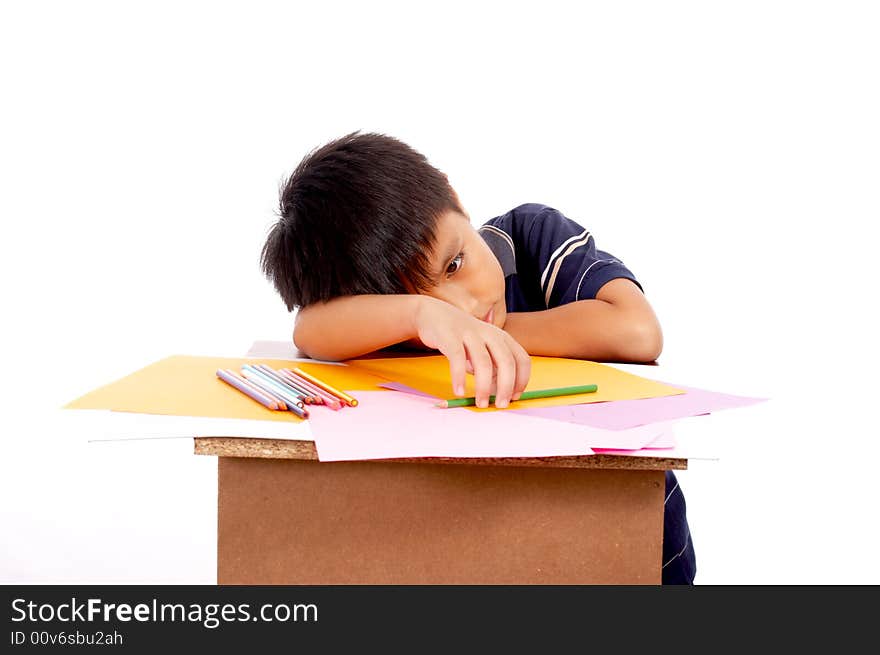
[294,295,531,407]
[501,279,664,363]
[294,295,424,361]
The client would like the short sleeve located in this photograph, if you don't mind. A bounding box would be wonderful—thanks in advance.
[482,203,642,309]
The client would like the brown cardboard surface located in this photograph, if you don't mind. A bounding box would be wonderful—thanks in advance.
[218,457,665,584]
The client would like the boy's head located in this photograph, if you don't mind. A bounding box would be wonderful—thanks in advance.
[261,131,462,310]
[261,131,507,326]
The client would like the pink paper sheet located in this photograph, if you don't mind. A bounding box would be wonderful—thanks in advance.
[640,430,677,449]
[379,381,765,430]
[309,390,671,462]
[593,446,679,457]
[592,428,677,456]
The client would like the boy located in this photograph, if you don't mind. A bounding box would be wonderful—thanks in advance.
[261,131,696,584]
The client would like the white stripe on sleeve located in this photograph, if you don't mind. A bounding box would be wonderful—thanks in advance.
[540,228,590,289]
[543,233,593,307]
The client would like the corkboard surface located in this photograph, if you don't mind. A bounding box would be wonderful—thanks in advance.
[194,436,686,470]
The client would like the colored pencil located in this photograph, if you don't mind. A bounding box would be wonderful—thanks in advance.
[276,368,329,406]
[436,384,599,408]
[253,364,321,404]
[278,370,326,406]
[216,369,280,411]
[241,365,310,403]
[222,368,288,410]
[279,369,343,410]
[291,367,359,407]
[286,401,309,420]
[238,369,309,419]
[240,368,306,409]
[235,369,292,409]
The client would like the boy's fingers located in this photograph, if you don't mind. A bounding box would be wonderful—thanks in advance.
[511,339,531,401]
[464,339,493,408]
[441,342,468,396]
[487,341,516,408]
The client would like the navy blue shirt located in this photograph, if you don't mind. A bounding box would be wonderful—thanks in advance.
[480,203,696,585]
[479,203,643,312]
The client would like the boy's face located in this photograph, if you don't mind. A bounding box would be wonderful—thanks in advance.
[422,210,508,327]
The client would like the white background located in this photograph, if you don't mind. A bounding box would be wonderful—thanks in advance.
[2,1,878,584]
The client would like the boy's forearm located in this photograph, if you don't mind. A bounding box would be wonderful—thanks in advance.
[294,295,423,361]
[502,300,663,363]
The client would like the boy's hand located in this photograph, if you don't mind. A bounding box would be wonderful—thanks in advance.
[413,297,531,408]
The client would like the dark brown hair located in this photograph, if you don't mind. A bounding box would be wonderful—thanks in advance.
[261,131,464,310]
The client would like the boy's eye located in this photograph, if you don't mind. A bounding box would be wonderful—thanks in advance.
[446,253,464,276]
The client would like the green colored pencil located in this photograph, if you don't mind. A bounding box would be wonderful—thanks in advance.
[436,384,598,408]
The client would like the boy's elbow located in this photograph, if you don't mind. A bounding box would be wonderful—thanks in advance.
[292,313,342,362]
[293,331,344,363]
[627,323,663,363]
[607,316,662,363]
[291,324,313,359]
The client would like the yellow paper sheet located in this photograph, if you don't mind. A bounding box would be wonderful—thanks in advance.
[65,355,389,422]
[346,354,684,410]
